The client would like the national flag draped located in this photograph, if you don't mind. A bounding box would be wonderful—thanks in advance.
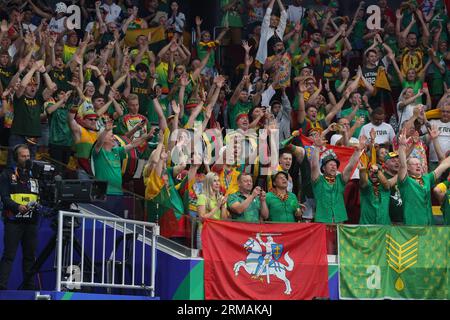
[339,225,450,300]
[124,26,166,47]
[299,134,357,172]
[144,167,186,238]
[202,220,329,300]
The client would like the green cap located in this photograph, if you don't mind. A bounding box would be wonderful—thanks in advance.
[384,151,399,162]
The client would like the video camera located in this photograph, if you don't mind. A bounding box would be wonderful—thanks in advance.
[30,160,108,209]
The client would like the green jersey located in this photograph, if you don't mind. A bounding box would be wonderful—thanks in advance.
[359,179,391,225]
[227,191,261,222]
[398,173,435,225]
[92,146,126,195]
[312,174,348,223]
[266,192,299,222]
[196,43,215,69]
[340,107,370,138]
[45,101,73,146]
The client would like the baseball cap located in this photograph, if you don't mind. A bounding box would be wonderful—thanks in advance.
[83,109,99,119]
[271,170,289,180]
[384,151,399,162]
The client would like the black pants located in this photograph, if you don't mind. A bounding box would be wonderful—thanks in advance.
[49,144,72,177]
[0,221,38,290]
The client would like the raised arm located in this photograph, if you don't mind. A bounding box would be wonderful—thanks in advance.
[152,97,168,132]
[433,156,450,181]
[342,135,366,183]
[27,0,53,20]
[397,128,408,182]
[324,93,348,126]
[387,51,404,83]
[310,134,325,182]
[415,9,430,47]
[229,75,249,106]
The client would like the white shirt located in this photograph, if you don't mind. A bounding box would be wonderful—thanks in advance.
[287,5,306,24]
[49,17,66,33]
[101,3,122,23]
[22,23,37,33]
[428,119,450,162]
[166,12,186,33]
[397,101,417,129]
[256,7,288,64]
[359,122,396,146]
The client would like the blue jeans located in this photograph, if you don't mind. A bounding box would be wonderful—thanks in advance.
[7,134,38,167]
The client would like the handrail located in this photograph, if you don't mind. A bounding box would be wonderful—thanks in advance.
[55,210,159,296]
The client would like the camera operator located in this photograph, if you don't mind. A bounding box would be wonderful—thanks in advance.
[0,144,41,290]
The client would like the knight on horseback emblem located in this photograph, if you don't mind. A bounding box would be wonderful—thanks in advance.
[233,233,294,295]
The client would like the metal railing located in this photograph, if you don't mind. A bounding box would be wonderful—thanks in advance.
[55,210,159,296]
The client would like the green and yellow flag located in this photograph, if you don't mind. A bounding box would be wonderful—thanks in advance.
[338,225,450,299]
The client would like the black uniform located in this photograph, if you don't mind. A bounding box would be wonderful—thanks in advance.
[0,167,40,290]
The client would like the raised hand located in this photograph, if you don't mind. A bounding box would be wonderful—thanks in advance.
[241,40,252,53]
[214,75,226,88]
[242,74,251,84]
[312,133,325,147]
[427,124,440,140]
[171,100,180,114]
[324,79,330,92]
[395,9,403,20]
[33,60,45,70]
[370,127,376,141]
[358,135,367,151]
[398,128,408,147]
[195,16,203,26]
[180,74,190,87]
[298,80,307,93]
[63,90,73,102]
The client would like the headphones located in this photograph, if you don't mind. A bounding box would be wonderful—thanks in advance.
[12,144,29,162]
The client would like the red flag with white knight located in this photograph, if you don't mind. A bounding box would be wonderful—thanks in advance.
[202,220,329,300]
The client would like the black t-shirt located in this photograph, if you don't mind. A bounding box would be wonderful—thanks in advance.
[384,172,404,224]
[11,94,45,137]
[0,64,17,89]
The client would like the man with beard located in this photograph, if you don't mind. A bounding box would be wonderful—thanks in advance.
[263,38,292,89]
[397,128,450,225]
[0,145,41,290]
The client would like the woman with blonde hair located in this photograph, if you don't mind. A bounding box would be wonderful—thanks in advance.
[196,172,228,249]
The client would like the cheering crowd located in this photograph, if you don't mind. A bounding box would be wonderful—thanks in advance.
[0,0,449,249]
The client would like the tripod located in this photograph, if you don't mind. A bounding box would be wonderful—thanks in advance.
[18,212,97,291]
